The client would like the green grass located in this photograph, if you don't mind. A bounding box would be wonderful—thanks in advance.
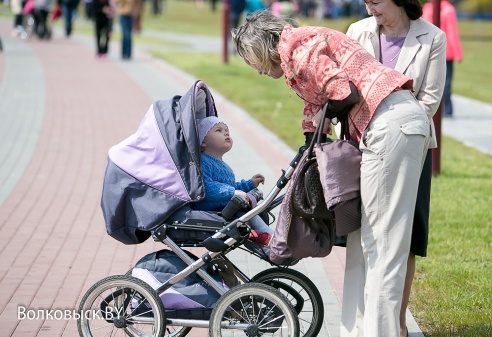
[452,20,492,104]
[411,136,492,336]
[142,0,223,36]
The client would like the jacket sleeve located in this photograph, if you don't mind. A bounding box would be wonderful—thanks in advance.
[311,53,352,102]
[302,101,333,134]
[415,30,447,118]
[235,179,254,192]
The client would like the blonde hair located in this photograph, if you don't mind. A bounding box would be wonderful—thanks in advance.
[232,10,294,74]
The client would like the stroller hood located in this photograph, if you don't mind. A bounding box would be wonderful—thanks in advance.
[101,81,217,244]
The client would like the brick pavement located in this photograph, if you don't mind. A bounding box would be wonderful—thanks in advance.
[0,19,426,337]
[0,22,168,336]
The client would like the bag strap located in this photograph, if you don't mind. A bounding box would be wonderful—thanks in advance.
[306,98,353,157]
[339,114,351,141]
[306,103,331,158]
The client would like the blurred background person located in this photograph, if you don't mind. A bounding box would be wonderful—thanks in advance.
[115,0,136,59]
[230,0,246,30]
[132,0,144,33]
[270,0,298,19]
[245,0,266,16]
[10,0,27,37]
[33,0,53,39]
[58,0,80,37]
[93,0,114,58]
[299,0,316,17]
[423,0,463,118]
[84,0,94,19]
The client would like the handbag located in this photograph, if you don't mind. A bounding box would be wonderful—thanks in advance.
[290,81,359,219]
[269,150,336,265]
[314,106,363,237]
[290,126,333,219]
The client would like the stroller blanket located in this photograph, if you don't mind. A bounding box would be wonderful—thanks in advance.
[101,81,217,244]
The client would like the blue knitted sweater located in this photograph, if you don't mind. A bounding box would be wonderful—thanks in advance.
[194,153,255,211]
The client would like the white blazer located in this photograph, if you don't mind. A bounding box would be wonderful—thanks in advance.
[347,17,446,148]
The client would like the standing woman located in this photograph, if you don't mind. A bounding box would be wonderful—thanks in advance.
[233,10,431,336]
[346,1,446,336]
[115,0,136,59]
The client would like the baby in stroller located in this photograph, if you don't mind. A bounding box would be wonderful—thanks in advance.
[82,80,326,337]
[194,116,274,246]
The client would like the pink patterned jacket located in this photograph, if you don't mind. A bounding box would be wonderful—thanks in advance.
[278,25,413,141]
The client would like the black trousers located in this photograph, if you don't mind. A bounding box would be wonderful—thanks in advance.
[95,15,112,55]
[33,9,49,39]
[410,149,432,257]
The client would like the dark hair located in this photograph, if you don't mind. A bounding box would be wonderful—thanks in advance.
[393,0,423,20]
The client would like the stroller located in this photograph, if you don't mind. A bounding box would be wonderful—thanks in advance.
[77,81,328,337]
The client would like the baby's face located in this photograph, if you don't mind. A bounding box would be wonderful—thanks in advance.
[202,123,233,156]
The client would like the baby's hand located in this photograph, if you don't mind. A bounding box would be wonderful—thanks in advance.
[252,174,265,187]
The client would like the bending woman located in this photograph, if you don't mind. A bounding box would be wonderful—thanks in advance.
[232,10,431,337]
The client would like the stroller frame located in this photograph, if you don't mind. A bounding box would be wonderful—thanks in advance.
[78,81,326,337]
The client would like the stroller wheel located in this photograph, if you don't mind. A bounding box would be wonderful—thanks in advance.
[209,283,300,337]
[124,268,192,337]
[252,268,324,337]
[77,275,166,337]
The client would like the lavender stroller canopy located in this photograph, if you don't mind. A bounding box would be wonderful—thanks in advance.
[101,81,217,244]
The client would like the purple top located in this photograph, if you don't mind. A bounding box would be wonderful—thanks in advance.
[379,35,405,69]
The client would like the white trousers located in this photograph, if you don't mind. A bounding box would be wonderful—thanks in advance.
[341,90,430,337]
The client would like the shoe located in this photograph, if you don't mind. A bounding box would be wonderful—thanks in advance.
[249,230,272,246]
[406,326,409,337]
